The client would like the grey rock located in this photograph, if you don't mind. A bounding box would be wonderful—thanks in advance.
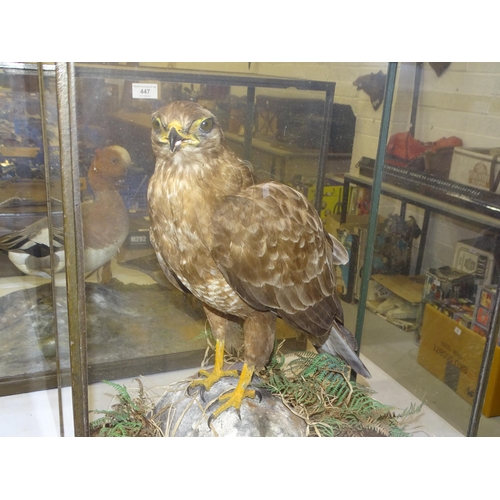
[154,371,307,437]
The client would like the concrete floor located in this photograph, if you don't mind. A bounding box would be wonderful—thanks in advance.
[343,302,500,437]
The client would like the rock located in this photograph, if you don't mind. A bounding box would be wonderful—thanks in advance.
[154,369,307,437]
[0,280,207,381]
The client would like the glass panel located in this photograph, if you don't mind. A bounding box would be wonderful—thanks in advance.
[66,63,341,433]
[0,63,72,436]
[351,62,500,436]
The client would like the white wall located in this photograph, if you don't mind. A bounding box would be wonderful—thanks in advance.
[415,62,500,146]
[387,63,500,271]
[154,62,499,272]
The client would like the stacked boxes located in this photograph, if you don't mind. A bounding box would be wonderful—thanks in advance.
[422,266,475,303]
[471,285,498,343]
[417,265,499,416]
[429,297,474,329]
[418,304,500,417]
[416,265,476,344]
[453,234,500,287]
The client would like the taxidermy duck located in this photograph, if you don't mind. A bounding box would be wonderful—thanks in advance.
[0,145,131,282]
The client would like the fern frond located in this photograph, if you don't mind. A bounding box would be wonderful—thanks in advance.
[260,349,420,437]
[101,380,140,411]
[89,378,163,437]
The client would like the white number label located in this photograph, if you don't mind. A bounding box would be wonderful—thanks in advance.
[132,83,158,99]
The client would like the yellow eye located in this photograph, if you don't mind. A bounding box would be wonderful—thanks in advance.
[152,117,163,133]
[198,118,214,133]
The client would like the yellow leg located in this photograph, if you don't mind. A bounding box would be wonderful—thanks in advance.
[208,363,259,423]
[188,340,239,394]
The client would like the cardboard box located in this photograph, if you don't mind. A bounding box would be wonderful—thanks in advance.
[416,267,475,338]
[291,178,354,221]
[418,304,500,417]
[430,297,474,326]
[422,266,475,303]
[449,147,500,193]
[307,182,344,220]
[473,285,497,332]
[453,237,499,286]
[472,322,489,339]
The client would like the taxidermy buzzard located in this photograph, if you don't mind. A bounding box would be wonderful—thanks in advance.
[148,101,370,421]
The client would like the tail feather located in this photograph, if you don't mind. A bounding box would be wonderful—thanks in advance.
[320,321,371,379]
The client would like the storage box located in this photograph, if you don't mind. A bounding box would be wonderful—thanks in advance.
[430,297,474,327]
[416,267,475,337]
[473,285,497,332]
[472,322,489,339]
[453,236,499,286]
[422,266,475,303]
[307,182,344,220]
[449,147,500,193]
[417,304,500,417]
[424,147,455,179]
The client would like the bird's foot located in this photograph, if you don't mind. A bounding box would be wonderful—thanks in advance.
[187,365,239,401]
[206,363,260,426]
[207,386,262,427]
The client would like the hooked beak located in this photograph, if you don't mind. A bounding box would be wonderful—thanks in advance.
[169,127,184,153]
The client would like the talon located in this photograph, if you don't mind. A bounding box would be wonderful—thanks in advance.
[255,390,263,403]
[207,414,215,428]
[186,383,206,401]
[199,385,206,402]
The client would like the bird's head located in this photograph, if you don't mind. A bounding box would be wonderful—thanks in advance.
[88,145,132,190]
[151,101,223,158]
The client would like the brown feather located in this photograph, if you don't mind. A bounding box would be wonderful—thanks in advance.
[148,101,370,376]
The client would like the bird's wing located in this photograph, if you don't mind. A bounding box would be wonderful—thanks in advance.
[0,217,64,253]
[210,182,343,337]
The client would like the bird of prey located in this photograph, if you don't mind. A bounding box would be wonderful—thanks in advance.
[148,101,370,421]
[0,145,131,281]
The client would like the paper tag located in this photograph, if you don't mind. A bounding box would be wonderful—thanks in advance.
[454,326,462,336]
[132,83,158,99]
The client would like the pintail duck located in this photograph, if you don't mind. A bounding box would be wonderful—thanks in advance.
[0,145,131,280]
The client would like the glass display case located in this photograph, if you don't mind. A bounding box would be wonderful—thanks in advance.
[345,62,500,437]
[1,62,499,437]
[0,62,353,435]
